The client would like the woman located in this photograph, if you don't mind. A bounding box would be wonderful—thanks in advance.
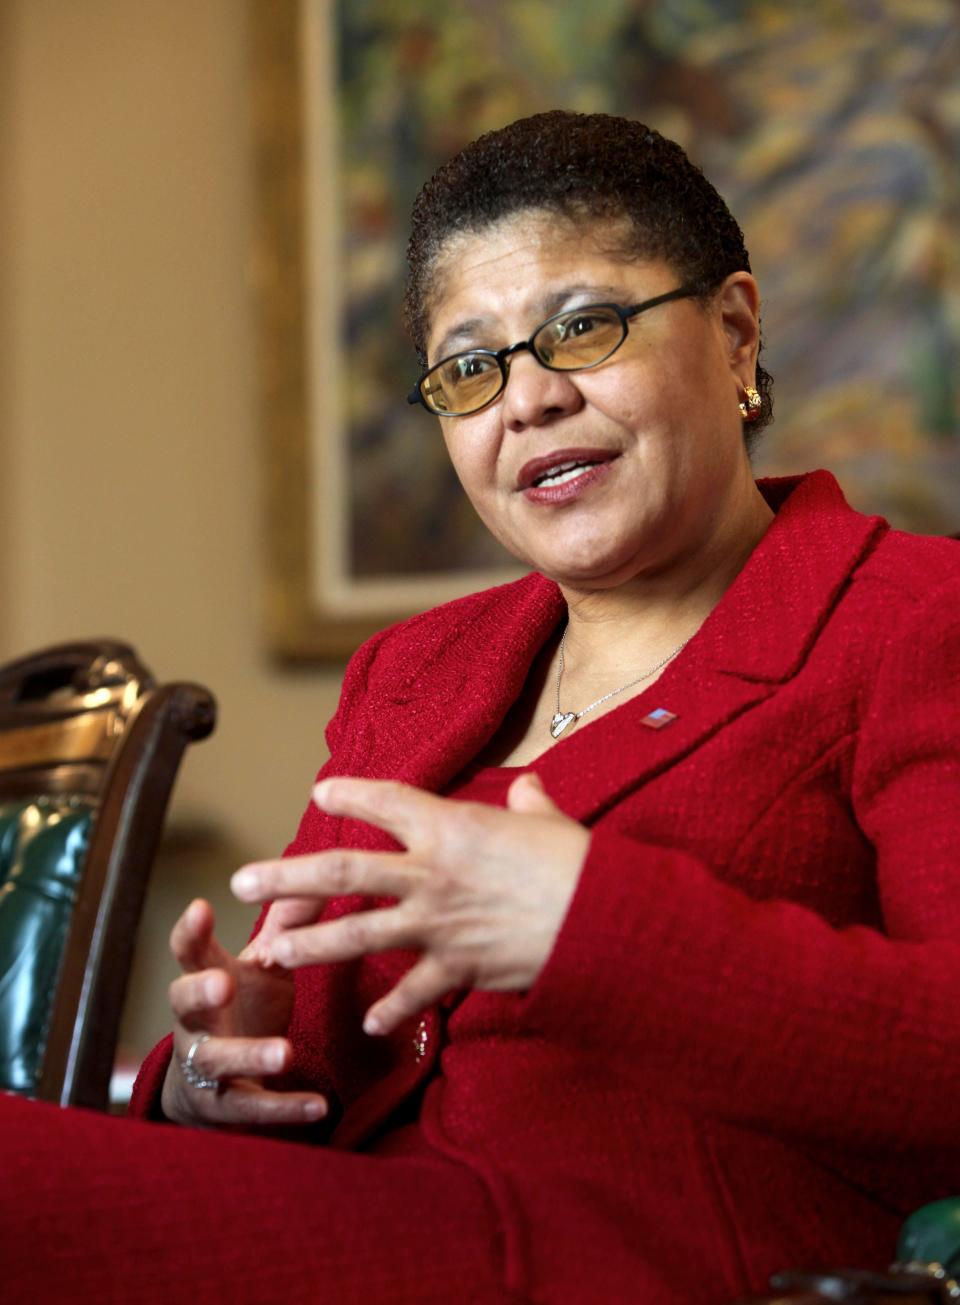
[4,111,960,1305]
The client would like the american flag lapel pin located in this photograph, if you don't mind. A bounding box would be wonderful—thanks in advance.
[640,707,677,730]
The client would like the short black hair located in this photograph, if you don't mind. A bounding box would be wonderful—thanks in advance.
[403,110,773,442]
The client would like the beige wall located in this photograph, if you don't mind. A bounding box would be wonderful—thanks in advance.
[1,0,346,1056]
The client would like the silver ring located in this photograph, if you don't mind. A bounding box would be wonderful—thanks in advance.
[181,1033,219,1091]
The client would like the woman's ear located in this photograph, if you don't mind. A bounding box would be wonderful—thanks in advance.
[717,272,761,388]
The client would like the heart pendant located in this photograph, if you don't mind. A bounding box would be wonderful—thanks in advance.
[550,712,576,739]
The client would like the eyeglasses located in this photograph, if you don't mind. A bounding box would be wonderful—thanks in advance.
[407,284,701,417]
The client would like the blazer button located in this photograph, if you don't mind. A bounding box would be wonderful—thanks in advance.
[412,1019,429,1061]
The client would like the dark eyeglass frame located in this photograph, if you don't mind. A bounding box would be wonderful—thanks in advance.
[407,284,702,417]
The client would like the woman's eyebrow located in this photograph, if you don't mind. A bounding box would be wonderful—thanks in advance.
[538,284,626,316]
[431,285,629,360]
[432,317,488,361]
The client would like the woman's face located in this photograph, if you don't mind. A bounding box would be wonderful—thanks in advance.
[423,211,762,592]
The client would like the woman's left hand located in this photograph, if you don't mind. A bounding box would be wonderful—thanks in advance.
[231,772,590,1036]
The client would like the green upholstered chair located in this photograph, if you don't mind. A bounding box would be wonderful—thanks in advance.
[0,640,215,1110]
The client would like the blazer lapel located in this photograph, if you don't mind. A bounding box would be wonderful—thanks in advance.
[536,470,888,824]
[533,665,778,824]
[343,469,886,832]
[349,574,565,797]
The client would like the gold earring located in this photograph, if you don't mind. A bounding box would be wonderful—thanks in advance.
[738,385,762,421]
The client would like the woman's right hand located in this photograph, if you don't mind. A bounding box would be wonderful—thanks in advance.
[160,898,328,1129]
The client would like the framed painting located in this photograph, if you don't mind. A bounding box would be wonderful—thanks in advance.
[253,0,960,661]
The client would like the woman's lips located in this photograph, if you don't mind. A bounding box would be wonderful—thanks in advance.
[516,447,619,505]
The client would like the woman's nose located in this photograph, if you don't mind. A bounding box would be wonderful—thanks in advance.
[498,352,584,430]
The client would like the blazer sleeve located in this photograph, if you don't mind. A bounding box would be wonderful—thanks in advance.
[517,575,960,1155]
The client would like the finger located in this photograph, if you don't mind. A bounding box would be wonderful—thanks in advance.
[263,903,419,970]
[168,1078,328,1129]
[505,771,562,816]
[312,777,443,847]
[210,1084,329,1128]
[363,955,453,1036]
[232,850,416,905]
[247,896,325,935]
[168,967,236,1026]
[171,1032,292,1081]
[169,899,232,973]
[240,894,339,965]
[237,898,323,965]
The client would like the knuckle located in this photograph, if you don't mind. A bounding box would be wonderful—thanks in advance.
[168,974,199,1016]
[226,1092,256,1124]
[232,1090,278,1127]
[432,955,462,990]
[416,829,441,863]
[424,860,458,896]
[341,913,369,952]
[417,866,460,917]
[323,852,352,895]
[433,803,487,861]
[457,802,496,847]
[261,1094,300,1124]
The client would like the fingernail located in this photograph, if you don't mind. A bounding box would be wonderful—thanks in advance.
[312,780,331,808]
[363,1013,383,1035]
[303,1099,327,1121]
[231,869,259,898]
[202,976,221,1003]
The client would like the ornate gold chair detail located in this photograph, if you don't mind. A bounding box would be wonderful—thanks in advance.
[0,640,215,1110]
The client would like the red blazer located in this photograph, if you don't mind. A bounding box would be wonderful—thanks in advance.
[134,469,960,1303]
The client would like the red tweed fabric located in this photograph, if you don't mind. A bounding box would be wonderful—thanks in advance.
[0,1093,509,1304]
[4,469,960,1303]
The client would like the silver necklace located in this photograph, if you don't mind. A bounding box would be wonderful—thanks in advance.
[550,627,692,738]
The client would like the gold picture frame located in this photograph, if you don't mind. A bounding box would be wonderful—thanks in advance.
[252,0,520,662]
